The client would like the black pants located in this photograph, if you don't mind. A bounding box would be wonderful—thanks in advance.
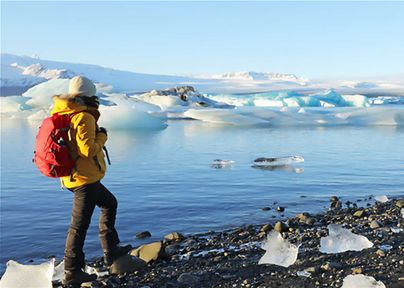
[64,181,120,272]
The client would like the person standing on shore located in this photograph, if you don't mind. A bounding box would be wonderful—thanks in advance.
[50,76,131,287]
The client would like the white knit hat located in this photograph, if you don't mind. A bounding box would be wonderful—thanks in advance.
[69,76,96,97]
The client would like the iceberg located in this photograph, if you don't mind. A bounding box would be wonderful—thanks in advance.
[341,274,385,288]
[207,90,372,108]
[0,259,55,288]
[0,96,32,113]
[98,95,167,130]
[22,78,69,108]
[320,224,373,254]
[258,231,299,267]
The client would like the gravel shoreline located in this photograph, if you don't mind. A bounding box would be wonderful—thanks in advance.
[54,197,404,288]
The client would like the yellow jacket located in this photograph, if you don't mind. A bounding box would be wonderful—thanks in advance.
[51,95,107,188]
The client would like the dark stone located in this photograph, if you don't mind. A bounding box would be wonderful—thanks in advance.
[276,207,285,212]
[135,231,152,239]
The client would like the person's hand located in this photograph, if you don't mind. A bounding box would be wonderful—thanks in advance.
[97,127,107,136]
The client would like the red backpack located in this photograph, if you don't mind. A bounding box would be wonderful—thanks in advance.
[33,113,77,177]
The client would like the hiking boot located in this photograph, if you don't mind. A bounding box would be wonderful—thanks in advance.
[104,244,133,267]
[63,270,97,287]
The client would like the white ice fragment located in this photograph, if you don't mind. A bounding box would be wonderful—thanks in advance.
[342,274,385,288]
[390,227,402,233]
[296,270,311,277]
[253,155,304,166]
[320,224,373,254]
[258,231,299,267]
[374,195,389,203]
[0,259,55,288]
[378,245,392,252]
[211,159,235,169]
[52,260,108,282]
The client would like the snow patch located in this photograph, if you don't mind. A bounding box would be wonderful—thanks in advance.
[342,274,385,288]
[320,224,373,253]
[258,231,299,267]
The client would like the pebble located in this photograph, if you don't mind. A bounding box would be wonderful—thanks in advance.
[330,196,339,202]
[353,210,365,217]
[376,249,386,257]
[164,232,184,242]
[370,220,381,229]
[276,207,285,212]
[395,199,404,208]
[274,221,289,233]
[351,267,363,274]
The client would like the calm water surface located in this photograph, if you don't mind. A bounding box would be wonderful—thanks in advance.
[1,119,404,270]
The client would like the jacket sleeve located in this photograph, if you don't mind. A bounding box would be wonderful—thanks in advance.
[73,112,107,158]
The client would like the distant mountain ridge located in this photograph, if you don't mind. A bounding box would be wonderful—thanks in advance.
[1,53,403,96]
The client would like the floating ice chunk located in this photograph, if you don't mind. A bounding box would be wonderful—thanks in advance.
[258,231,299,267]
[211,159,235,169]
[320,224,373,253]
[341,95,371,108]
[342,274,385,288]
[296,270,311,277]
[253,155,304,166]
[98,95,167,131]
[0,259,55,288]
[374,195,389,203]
[184,109,269,126]
[23,79,70,108]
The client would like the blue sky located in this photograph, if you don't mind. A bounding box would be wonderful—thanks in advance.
[2,1,404,78]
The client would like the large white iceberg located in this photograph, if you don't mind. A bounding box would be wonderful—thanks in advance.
[320,224,373,253]
[258,231,299,267]
[341,274,385,288]
[22,78,69,108]
[0,259,54,288]
[99,94,167,130]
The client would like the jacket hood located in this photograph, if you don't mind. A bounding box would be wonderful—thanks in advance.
[51,94,88,115]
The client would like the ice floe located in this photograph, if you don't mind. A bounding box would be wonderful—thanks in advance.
[374,195,389,203]
[320,224,373,253]
[341,274,385,288]
[258,231,299,267]
[0,259,54,288]
[253,156,304,166]
[211,159,235,169]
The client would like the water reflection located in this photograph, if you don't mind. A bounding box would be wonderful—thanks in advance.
[251,164,304,174]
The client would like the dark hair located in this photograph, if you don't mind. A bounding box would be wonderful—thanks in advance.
[80,96,100,108]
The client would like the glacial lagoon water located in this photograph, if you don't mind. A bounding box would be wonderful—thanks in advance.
[1,117,404,271]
